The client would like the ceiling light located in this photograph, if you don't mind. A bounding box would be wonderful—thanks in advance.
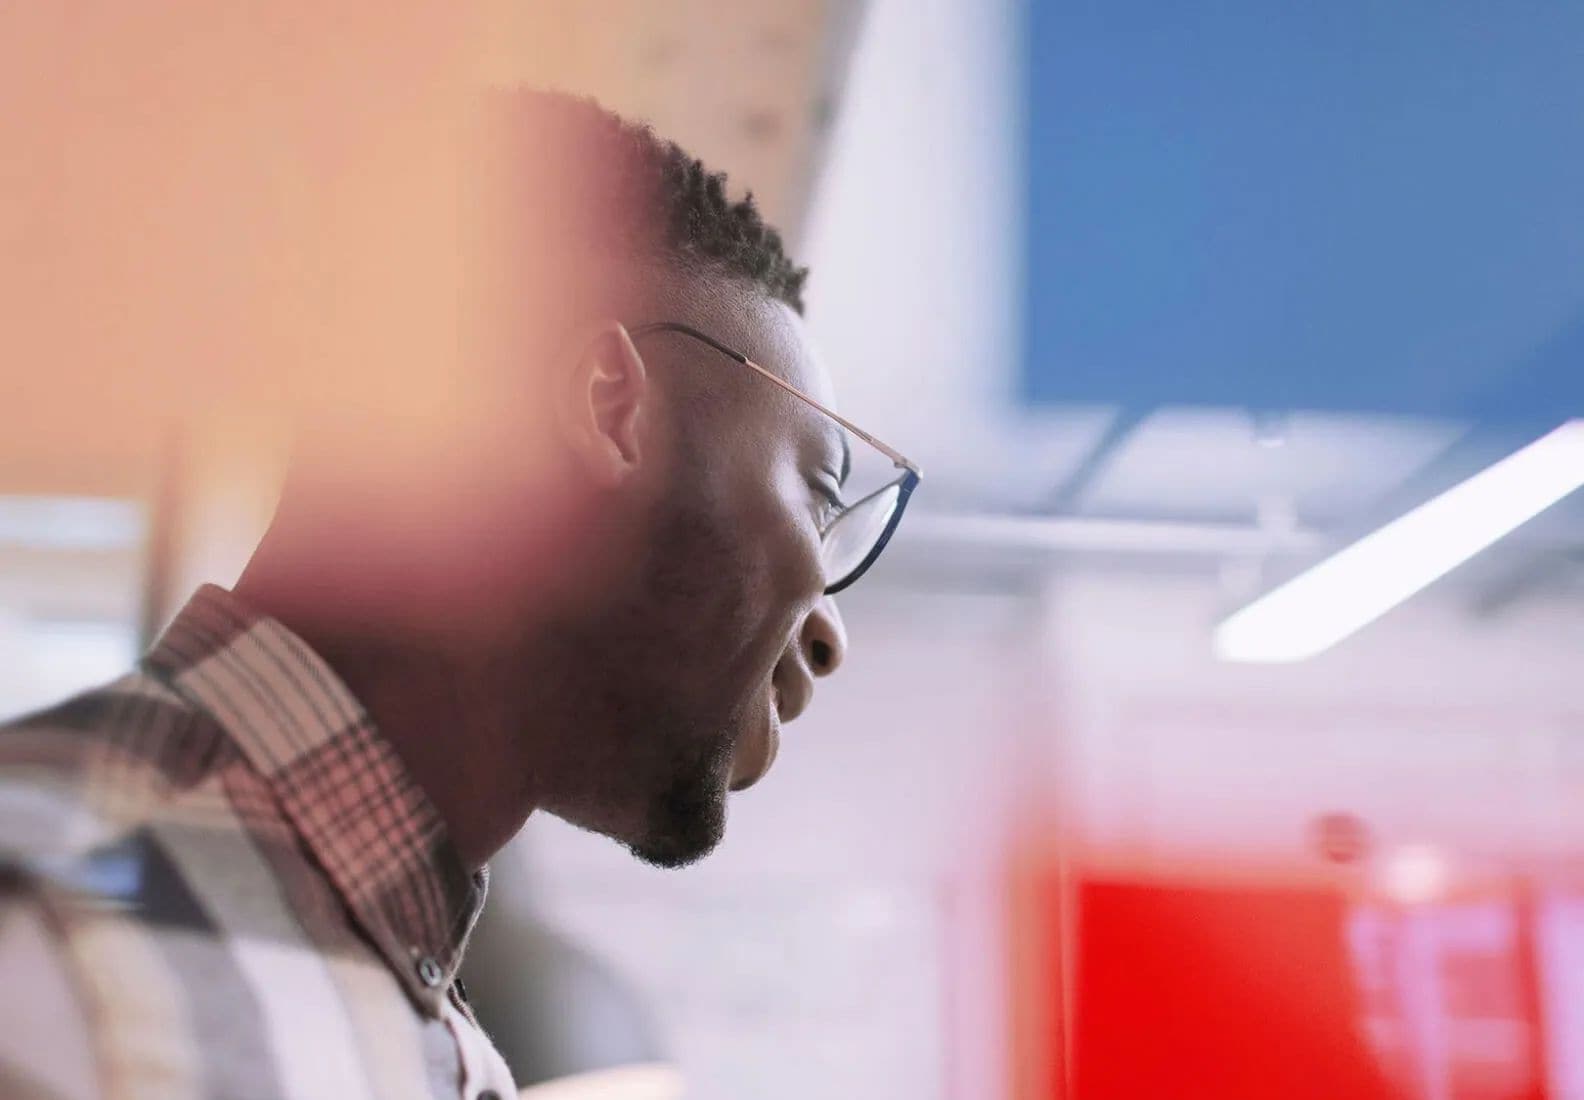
[1215,419,1584,662]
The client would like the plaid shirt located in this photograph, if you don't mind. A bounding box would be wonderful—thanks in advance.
[0,586,516,1100]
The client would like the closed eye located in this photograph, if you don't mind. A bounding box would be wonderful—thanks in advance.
[812,481,845,529]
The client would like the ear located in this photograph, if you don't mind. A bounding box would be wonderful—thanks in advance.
[562,321,650,488]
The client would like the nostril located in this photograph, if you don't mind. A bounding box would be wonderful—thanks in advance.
[810,639,833,670]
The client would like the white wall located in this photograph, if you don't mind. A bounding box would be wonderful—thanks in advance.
[799,0,1032,494]
[1046,570,1584,878]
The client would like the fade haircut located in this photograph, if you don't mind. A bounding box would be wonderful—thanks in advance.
[485,88,808,315]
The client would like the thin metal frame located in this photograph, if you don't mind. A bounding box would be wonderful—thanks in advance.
[628,321,921,594]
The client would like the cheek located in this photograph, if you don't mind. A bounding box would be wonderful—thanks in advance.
[756,464,827,618]
[669,440,825,668]
[697,467,822,647]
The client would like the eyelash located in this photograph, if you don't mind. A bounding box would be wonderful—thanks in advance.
[813,485,844,529]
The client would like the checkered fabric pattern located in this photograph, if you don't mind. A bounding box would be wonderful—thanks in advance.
[0,586,516,1100]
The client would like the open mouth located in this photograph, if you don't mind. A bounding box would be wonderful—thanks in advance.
[729,687,782,792]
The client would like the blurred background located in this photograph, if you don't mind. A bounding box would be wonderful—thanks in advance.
[3,2,1584,1098]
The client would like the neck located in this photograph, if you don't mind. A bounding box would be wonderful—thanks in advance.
[234,548,543,872]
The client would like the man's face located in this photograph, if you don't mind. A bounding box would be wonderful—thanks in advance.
[533,289,849,867]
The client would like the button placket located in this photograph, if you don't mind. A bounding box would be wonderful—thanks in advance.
[415,955,444,989]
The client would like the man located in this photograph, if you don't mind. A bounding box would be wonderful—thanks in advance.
[0,91,919,1099]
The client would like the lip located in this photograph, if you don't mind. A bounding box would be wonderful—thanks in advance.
[776,671,813,725]
[730,688,782,792]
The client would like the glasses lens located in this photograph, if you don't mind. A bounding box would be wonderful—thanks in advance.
[822,480,902,588]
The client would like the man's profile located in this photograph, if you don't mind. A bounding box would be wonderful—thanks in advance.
[0,90,917,1099]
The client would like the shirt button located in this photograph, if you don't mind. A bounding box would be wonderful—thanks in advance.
[415,955,444,988]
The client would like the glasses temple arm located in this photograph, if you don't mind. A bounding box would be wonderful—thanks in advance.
[738,356,921,475]
[628,321,920,476]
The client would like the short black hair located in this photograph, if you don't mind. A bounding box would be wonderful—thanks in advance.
[491,88,809,314]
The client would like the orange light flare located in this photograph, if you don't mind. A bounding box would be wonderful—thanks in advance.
[0,3,529,493]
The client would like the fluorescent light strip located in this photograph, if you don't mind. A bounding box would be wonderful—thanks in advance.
[1215,419,1584,663]
[904,513,1321,555]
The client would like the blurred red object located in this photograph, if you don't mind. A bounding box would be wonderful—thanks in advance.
[1068,877,1405,1100]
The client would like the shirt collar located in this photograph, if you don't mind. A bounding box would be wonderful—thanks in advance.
[143,585,486,1012]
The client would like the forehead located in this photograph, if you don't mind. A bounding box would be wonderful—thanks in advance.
[707,290,836,410]
[727,295,846,470]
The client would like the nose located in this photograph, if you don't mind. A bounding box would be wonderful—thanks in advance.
[803,596,846,679]
[772,597,847,724]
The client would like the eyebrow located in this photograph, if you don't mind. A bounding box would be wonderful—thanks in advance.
[829,427,852,487]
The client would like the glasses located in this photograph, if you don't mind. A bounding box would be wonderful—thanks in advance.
[628,321,921,595]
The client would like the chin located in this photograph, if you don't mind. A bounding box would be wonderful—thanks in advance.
[624,805,726,869]
[621,739,734,869]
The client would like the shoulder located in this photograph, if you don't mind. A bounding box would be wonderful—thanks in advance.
[0,883,99,1100]
[0,671,243,1100]
[0,669,230,877]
